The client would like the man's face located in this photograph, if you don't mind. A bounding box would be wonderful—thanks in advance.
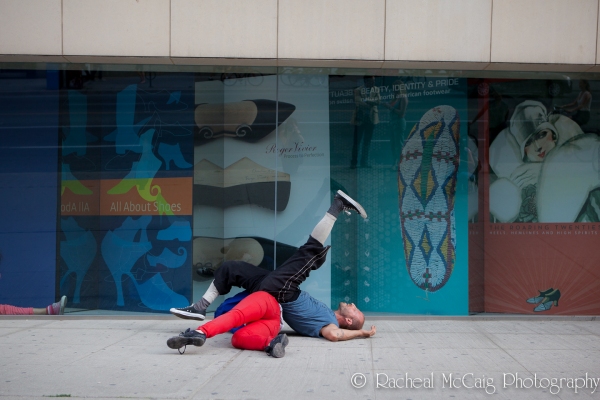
[338,302,365,328]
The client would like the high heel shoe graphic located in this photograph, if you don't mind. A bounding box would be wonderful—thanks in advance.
[526,288,554,304]
[147,247,187,268]
[62,90,96,156]
[104,84,152,154]
[101,216,152,307]
[157,142,192,170]
[136,273,188,310]
[157,220,192,241]
[533,289,561,312]
[59,217,97,304]
[62,164,93,196]
[63,153,96,172]
[194,99,295,145]
[107,128,162,202]
[136,88,188,112]
[104,151,141,172]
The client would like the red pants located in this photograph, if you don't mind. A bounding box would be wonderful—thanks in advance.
[0,304,33,315]
[199,291,280,351]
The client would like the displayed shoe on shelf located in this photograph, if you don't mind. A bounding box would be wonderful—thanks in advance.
[195,263,215,280]
[193,157,291,211]
[533,289,561,312]
[192,237,225,282]
[398,106,460,293]
[526,288,555,304]
[170,305,206,321]
[194,99,296,145]
[167,328,206,354]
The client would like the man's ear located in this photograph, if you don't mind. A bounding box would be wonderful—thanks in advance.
[345,317,353,326]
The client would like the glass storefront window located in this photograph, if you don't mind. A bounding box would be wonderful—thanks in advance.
[0,63,598,316]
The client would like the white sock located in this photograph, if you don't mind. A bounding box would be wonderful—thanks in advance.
[202,281,220,304]
[193,281,220,311]
[310,213,336,245]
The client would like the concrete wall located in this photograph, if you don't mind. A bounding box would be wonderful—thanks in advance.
[1,0,599,71]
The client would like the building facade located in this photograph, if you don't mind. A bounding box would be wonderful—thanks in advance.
[1,0,599,316]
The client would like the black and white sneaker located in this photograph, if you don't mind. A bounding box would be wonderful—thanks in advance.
[335,190,367,219]
[265,333,289,358]
[170,305,206,321]
[167,328,206,354]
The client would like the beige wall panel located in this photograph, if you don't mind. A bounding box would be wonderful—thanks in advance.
[0,0,62,55]
[385,0,492,62]
[171,0,277,58]
[278,0,385,60]
[63,0,170,57]
[492,0,597,64]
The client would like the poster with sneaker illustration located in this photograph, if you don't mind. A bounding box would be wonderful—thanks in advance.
[475,78,600,315]
[59,73,194,312]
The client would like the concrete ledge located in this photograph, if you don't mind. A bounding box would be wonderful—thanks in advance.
[2,55,600,73]
[62,55,174,65]
[171,57,278,67]
[382,61,491,71]
[484,62,595,73]
[0,54,68,63]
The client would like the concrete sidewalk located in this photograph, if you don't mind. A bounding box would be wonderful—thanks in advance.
[0,316,599,400]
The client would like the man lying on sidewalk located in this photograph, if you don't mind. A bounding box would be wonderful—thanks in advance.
[167,290,288,357]
[171,190,376,342]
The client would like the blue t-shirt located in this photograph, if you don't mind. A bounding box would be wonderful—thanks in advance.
[282,291,338,338]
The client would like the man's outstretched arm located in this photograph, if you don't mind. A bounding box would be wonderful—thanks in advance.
[320,324,376,342]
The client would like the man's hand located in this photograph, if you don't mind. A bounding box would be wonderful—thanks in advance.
[320,324,377,342]
[363,325,376,337]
